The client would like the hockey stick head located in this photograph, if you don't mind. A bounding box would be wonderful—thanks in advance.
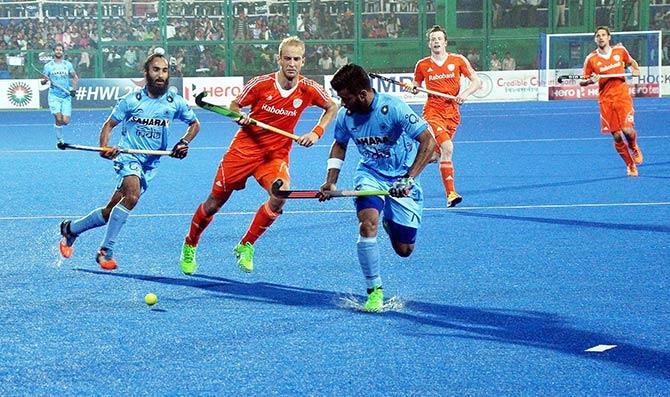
[557,74,582,84]
[271,179,285,197]
[194,91,208,107]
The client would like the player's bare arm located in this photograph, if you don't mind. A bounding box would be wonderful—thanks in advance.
[405,129,436,177]
[171,119,202,159]
[229,99,251,125]
[98,116,120,159]
[70,70,79,91]
[180,119,201,143]
[297,99,338,147]
[628,58,641,76]
[319,140,347,201]
[456,72,482,104]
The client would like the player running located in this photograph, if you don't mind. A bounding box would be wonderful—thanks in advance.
[320,64,436,312]
[407,25,481,207]
[582,26,643,176]
[58,52,200,269]
[41,43,79,145]
[179,36,337,275]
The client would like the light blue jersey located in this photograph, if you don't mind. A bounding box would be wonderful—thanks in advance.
[43,60,74,99]
[334,92,429,181]
[334,92,429,229]
[110,87,197,192]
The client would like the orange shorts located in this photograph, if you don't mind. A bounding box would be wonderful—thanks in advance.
[425,115,460,146]
[211,149,290,198]
[599,97,634,134]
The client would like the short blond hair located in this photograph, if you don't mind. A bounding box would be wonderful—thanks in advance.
[278,36,305,57]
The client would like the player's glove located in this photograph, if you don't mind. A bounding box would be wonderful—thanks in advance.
[170,138,189,159]
[389,175,414,198]
[69,89,77,97]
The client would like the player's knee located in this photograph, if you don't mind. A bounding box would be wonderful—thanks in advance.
[611,132,624,143]
[359,220,378,237]
[204,194,226,215]
[392,243,414,257]
[440,141,453,158]
[122,193,140,209]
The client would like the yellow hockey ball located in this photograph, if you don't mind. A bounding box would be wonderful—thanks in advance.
[144,293,158,306]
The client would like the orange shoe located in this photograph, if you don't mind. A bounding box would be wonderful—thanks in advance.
[96,248,118,270]
[627,164,638,177]
[631,146,644,165]
[59,239,74,258]
[59,220,77,259]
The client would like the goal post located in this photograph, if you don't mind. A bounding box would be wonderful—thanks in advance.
[538,30,663,101]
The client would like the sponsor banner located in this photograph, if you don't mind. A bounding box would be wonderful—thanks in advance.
[659,66,670,96]
[0,79,40,109]
[325,70,540,103]
[470,70,539,102]
[324,73,427,104]
[182,77,244,107]
[548,83,660,100]
[38,78,184,108]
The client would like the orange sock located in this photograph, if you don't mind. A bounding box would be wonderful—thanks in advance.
[626,129,639,150]
[185,204,214,246]
[439,161,455,195]
[240,202,280,245]
[614,141,633,166]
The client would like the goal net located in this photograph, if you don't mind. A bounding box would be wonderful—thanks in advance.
[538,30,663,101]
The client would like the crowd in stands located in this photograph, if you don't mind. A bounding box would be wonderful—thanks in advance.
[0,0,668,79]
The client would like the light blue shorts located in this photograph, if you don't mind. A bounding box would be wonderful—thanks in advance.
[48,95,72,117]
[353,167,423,229]
[113,154,156,194]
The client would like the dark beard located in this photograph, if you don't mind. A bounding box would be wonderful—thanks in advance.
[146,76,169,97]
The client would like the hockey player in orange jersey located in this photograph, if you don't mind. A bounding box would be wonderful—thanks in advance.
[179,36,338,274]
[407,25,481,207]
[582,26,643,177]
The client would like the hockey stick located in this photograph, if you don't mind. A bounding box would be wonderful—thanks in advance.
[194,92,300,141]
[57,142,172,156]
[271,179,389,199]
[31,63,73,97]
[368,72,458,100]
[557,73,633,84]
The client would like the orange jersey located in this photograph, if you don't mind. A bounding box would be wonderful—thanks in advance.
[231,72,331,157]
[583,45,633,102]
[414,53,474,121]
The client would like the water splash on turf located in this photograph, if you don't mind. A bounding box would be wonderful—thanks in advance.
[46,231,64,268]
[336,293,405,312]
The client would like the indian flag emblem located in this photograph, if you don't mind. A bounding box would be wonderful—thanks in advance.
[7,82,32,107]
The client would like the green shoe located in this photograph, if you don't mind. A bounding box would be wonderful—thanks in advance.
[364,287,384,312]
[234,242,254,273]
[180,243,198,275]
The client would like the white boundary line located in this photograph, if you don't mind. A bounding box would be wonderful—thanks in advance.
[2,201,669,221]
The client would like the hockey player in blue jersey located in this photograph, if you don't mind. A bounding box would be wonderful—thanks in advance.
[320,63,436,312]
[41,43,78,144]
[58,52,201,270]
